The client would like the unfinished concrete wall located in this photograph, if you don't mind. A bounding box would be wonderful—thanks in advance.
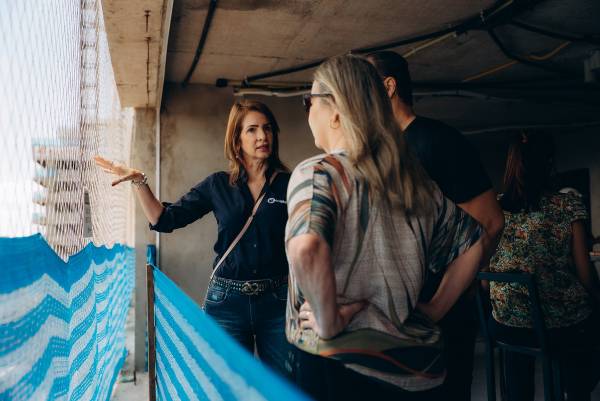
[158,83,316,304]
[471,127,600,238]
[131,108,157,371]
[158,84,600,305]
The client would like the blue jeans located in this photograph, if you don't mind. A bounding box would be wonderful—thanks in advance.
[203,278,294,379]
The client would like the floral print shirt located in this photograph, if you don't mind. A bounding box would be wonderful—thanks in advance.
[490,192,592,328]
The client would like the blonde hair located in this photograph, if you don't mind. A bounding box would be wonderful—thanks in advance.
[223,99,288,185]
[313,54,434,214]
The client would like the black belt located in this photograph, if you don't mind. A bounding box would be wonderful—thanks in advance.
[210,275,288,296]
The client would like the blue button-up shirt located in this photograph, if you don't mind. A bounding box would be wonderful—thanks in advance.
[150,169,290,280]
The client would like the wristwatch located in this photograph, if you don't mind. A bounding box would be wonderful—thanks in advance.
[132,172,148,187]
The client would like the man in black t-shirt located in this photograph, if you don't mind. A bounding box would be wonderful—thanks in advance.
[367,51,505,401]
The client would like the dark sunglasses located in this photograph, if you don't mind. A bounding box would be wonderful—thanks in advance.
[302,93,332,113]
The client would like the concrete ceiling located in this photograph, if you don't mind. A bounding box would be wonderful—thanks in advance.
[102,0,173,108]
[167,0,496,84]
[165,0,600,85]
[160,0,600,129]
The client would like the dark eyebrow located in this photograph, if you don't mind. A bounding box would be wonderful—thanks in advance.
[245,123,271,129]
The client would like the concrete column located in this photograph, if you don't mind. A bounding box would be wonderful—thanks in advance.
[131,108,157,371]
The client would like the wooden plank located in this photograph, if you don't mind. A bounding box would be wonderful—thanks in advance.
[147,264,157,401]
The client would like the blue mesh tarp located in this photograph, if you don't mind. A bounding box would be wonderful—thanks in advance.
[152,267,311,401]
[0,234,134,401]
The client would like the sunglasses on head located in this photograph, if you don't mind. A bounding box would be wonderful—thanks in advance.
[302,93,332,113]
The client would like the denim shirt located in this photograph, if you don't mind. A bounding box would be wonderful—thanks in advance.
[150,169,290,280]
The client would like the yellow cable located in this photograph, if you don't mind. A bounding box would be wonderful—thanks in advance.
[486,0,514,20]
[528,41,570,61]
[400,1,515,60]
[403,32,456,58]
[462,41,571,82]
[463,60,518,82]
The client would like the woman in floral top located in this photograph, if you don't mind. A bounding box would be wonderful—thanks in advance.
[489,133,600,401]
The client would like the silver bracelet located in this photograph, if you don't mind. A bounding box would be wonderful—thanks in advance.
[132,173,148,187]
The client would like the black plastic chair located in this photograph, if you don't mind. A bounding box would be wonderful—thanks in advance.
[475,271,564,401]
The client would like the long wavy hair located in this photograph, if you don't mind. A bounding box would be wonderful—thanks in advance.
[313,54,434,214]
[501,132,555,212]
[223,100,288,185]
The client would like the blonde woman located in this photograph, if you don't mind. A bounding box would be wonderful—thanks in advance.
[285,55,485,400]
[95,100,293,378]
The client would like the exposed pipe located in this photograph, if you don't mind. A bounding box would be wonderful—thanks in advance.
[528,41,570,61]
[352,24,460,55]
[413,89,527,102]
[486,28,572,77]
[182,0,218,86]
[463,120,600,135]
[236,23,460,86]
[225,79,310,88]
[463,60,518,82]
[234,85,528,101]
[238,79,600,92]
[233,85,600,106]
[402,32,456,59]
[463,40,570,82]
[511,20,600,46]
[232,0,524,86]
[241,60,322,86]
[233,87,310,97]
[413,80,600,92]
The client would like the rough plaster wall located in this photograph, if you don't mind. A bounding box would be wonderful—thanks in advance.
[159,83,599,304]
[159,84,230,305]
[159,83,317,304]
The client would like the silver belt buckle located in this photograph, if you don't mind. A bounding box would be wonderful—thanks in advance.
[241,282,260,295]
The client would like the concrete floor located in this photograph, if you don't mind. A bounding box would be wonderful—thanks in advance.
[112,372,148,401]
[112,300,147,401]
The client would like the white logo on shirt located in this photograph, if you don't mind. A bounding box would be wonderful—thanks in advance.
[267,197,286,205]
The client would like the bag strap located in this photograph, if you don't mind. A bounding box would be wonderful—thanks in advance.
[210,171,279,280]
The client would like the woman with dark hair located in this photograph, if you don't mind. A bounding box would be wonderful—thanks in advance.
[95,100,293,377]
[490,132,600,401]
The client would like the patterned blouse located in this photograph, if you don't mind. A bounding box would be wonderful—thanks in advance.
[490,192,592,329]
[285,151,482,391]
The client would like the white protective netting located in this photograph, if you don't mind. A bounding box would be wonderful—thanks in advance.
[0,0,135,259]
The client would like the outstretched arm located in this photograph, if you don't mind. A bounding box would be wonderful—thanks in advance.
[95,156,164,225]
